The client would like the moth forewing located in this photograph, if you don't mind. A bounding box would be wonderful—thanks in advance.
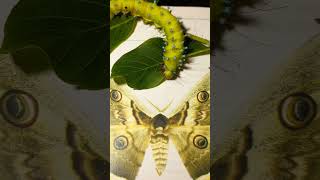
[110,79,154,179]
[0,55,107,179]
[110,79,152,125]
[169,73,210,126]
[214,34,320,179]
[110,124,150,179]
[167,72,211,179]
[168,125,210,179]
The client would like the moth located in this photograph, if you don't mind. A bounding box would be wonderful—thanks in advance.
[110,73,211,180]
[0,53,107,180]
[211,33,320,179]
[110,0,186,79]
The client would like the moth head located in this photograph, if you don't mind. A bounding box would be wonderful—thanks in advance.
[152,113,169,130]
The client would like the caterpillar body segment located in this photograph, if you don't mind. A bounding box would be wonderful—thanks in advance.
[110,0,186,79]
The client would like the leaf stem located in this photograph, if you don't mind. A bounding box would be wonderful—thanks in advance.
[186,33,210,47]
[187,48,210,58]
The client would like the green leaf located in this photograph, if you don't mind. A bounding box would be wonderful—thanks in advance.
[2,0,108,89]
[111,35,210,90]
[185,35,210,58]
[110,16,137,53]
[10,45,51,73]
[111,38,165,90]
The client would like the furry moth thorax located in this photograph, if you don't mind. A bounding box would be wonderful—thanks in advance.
[110,0,186,79]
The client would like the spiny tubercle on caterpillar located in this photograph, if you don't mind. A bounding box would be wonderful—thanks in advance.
[110,0,186,79]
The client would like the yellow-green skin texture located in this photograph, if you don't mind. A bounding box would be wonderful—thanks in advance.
[110,0,185,79]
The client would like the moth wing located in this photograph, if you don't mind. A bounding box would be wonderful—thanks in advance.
[168,73,211,179]
[110,172,127,180]
[213,34,320,180]
[196,172,211,180]
[246,33,320,180]
[110,79,152,180]
[110,125,150,180]
[169,125,210,179]
[0,55,107,179]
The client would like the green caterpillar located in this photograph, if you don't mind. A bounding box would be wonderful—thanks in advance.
[110,0,186,79]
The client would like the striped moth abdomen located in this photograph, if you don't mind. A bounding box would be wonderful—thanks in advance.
[150,132,169,175]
